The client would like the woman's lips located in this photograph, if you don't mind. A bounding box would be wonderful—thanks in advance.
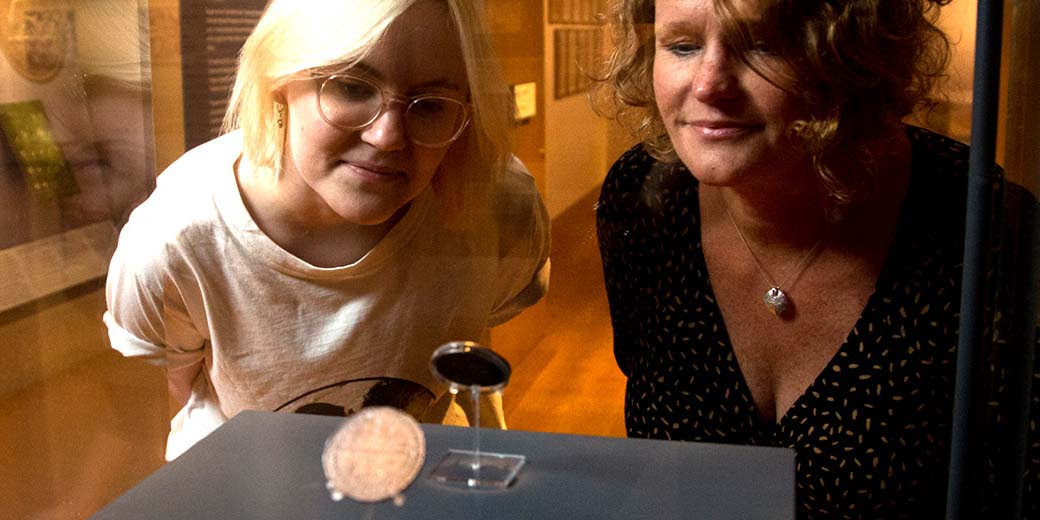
[687,120,761,140]
[343,161,403,183]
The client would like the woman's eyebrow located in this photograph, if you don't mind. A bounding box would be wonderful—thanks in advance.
[349,61,465,93]
[656,19,699,36]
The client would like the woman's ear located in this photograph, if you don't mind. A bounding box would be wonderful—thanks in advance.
[272,87,288,105]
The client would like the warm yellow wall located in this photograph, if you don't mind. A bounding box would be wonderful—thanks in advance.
[148,0,186,173]
[487,0,547,195]
[920,0,1015,172]
[541,1,636,219]
[1003,1,1039,193]
[0,288,109,396]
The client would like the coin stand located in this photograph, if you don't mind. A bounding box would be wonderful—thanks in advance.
[428,341,525,489]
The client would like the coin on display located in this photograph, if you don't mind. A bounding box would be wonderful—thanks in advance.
[321,406,426,503]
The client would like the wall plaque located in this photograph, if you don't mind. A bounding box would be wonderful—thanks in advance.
[179,0,265,151]
[0,0,72,83]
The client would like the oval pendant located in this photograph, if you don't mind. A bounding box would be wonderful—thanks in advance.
[764,287,788,316]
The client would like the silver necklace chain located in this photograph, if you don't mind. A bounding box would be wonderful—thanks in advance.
[722,203,826,316]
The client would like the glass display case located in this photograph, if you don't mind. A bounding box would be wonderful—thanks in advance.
[0,1,1035,518]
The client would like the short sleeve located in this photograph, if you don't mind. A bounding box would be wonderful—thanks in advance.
[103,201,207,374]
[486,156,551,327]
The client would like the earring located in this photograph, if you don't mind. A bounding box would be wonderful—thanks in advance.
[276,103,285,128]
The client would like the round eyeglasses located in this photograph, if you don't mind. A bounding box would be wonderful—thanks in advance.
[316,74,471,148]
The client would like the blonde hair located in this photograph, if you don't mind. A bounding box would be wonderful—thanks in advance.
[223,0,513,208]
[593,0,951,216]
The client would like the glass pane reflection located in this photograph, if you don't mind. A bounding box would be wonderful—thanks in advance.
[1,0,1037,518]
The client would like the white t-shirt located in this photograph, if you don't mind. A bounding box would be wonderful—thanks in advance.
[104,132,550,459]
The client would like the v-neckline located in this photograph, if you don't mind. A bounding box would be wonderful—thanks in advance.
[692,180,916,436]
[703,275,893,432]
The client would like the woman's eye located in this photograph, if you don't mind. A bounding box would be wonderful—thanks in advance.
[663,42,700,56]
[333,79,378,102]
[750,40,776,55]
[410,98,448,117]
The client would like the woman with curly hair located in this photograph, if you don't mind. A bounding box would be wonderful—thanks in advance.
[593,0,1035,517]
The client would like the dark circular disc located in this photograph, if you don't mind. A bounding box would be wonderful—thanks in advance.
[430,341,511,391]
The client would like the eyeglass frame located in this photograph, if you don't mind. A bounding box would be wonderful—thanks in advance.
[312,73,472,149]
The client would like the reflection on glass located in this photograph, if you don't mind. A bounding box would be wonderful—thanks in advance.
[428,341,525,489]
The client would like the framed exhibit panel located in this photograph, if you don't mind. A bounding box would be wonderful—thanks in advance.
[0,0,154,313]
[178,0,265,150]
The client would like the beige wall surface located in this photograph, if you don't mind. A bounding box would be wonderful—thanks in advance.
[541,0,635,219]
[487,0,547,194]
[149,0,186,173]
[1004,0,1040,193]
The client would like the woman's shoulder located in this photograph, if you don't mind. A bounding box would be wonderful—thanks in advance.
[603,143,664,191]
[903,124,1007,214]
[906,125,969,156]
[118,134,243,258]
[157,132,243,187]
[495,155,542,200]
[608,142,658,174]
[482,156,546,222]
[599,142,696,217]
[906,125,972,178]
[472,156,549,252]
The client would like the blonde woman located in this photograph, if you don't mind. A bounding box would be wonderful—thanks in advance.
[105,0,549,460]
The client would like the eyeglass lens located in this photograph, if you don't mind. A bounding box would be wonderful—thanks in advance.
[319,76,468,146]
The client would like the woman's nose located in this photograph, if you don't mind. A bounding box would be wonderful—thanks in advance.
[360,104,408,151]
[693,45,739,103]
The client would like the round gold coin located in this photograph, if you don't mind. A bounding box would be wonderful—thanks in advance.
[321,407,426,503]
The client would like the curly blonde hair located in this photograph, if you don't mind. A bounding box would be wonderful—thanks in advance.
[592,0,951,215]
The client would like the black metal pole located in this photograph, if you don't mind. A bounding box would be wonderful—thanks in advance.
[946,1,1004,519]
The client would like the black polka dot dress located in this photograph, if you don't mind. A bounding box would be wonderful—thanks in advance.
[596,126,1039,519]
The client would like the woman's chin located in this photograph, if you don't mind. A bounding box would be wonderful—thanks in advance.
[333,199,410,228]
